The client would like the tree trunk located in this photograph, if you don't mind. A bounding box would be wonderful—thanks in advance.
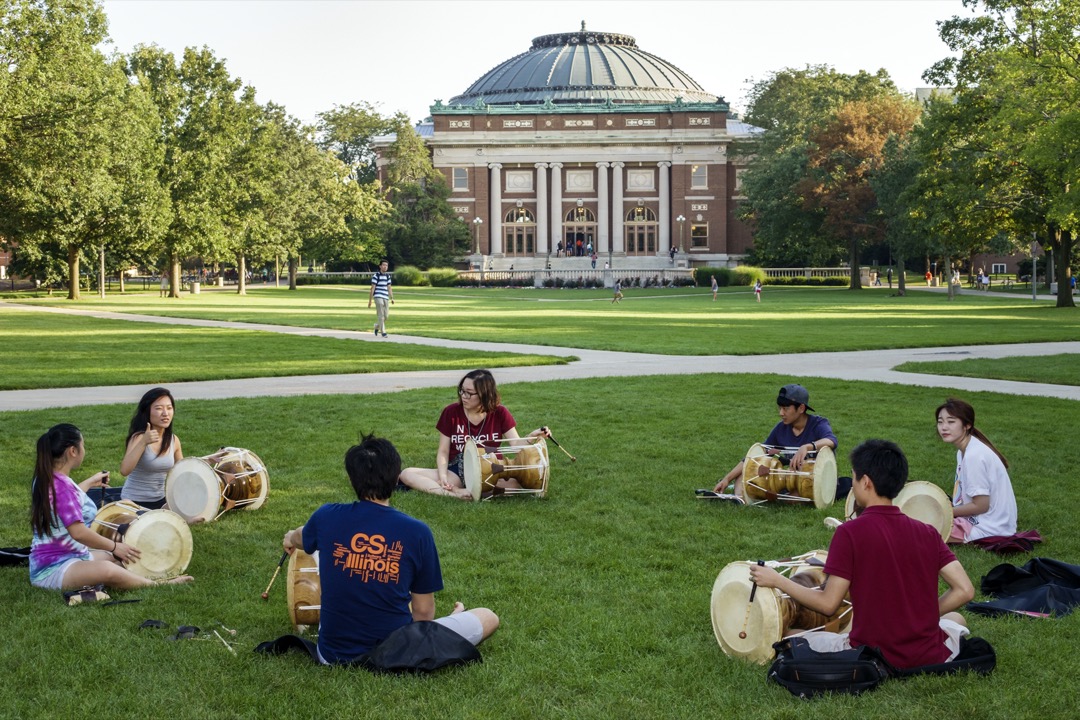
[288,256,298,290]
[119,271,126,294]
[897,257,907,295]
[237,255,247,295]
[1056,227,1076,309]
[170,254,181,298]
[945,255,955,300]
[848,236,862,290]
[67,246,80,300]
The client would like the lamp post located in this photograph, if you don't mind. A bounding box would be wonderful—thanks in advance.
[676,214,686,254]
[472,216,483,255]
[1032,231,1038,301]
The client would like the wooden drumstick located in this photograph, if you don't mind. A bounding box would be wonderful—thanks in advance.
[545,431,577,462]
[261,551,288,600]
[739,561,766,640]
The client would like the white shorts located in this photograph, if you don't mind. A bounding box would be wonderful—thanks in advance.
[31,558,83,591]
[433,611,485,646]
[800,617,969,661]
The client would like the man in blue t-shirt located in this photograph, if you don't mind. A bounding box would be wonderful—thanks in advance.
[713,384,838,499]
[282,434,499,664]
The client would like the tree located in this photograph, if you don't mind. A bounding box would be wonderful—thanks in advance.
[798,95,921,288]
[316,101,391,184]
[738,66,903,268]
[0,0,166,298]
[927,0,1079,308]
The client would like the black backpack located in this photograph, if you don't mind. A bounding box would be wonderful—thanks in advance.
[767,637,890,699]
[768,635,996,699]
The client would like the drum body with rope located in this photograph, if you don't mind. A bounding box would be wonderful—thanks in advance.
[740,443,837,509]
[287,549,321,632]
[91,500,193,580]
[843,480,953,542]
[461,436,550,501]
[710,550,854,664]
[165,447,269,523]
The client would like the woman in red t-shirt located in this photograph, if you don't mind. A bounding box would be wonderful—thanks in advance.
[398,369,548,499]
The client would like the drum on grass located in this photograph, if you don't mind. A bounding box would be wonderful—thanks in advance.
[740,443,837,509]
[91,500,193,580]
[287,549,321,633]
[710,550,853,664]
[843,480,953,542]
[165,447,269,523]
[461,436,550,501]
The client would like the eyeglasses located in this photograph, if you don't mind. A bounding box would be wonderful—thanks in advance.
[458,389,478,398]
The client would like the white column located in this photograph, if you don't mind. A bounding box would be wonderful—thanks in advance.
[612,161,625,254]
[489,163,502,255]
[596,162,610,255]
[550,162,563,251]
[658,161,671,254]
[535,163,549,255]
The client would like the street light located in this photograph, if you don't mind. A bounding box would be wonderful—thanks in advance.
[473,217,483,255]
[676,215,686,254]
[1032,231,1038,302]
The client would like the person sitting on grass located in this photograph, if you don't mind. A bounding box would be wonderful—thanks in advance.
[283,433,499,664]
[750,439,975,670]
[713,384,838,500]
[936,398,1017,544]
[30,423,194,592]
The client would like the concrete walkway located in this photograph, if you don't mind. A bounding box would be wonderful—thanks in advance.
[2,300,1078,411]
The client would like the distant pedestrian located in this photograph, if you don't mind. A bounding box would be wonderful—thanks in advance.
[887,267,893,288]
[925,271,933,286]
[556,241,563,257]
[669,246,677,264]
[711,275,718,301]
[754,279,762,302]
[590,253,597,269]
[368,260,394,337]
[612,280,623,304]
[159,272,168,298]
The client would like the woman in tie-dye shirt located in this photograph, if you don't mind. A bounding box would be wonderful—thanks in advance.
[29,424,193,591]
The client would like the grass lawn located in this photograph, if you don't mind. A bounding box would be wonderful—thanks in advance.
[1,375,1076,719]
[7,284,1080,356]
[0,311,566,390]
[897,354,1080,387]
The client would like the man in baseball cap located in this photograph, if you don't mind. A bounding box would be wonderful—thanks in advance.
[711,383,838,501]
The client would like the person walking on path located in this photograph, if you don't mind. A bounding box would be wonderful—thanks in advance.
[368,260,394,338]
[711,275,719,301]
[612,280,623,304]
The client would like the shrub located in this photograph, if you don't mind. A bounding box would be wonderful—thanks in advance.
[426,268,458,287]
[694,266,733,287]
[732,266,765,286]
[393,265,427,287]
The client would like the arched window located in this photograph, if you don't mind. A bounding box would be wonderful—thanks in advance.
[565,207,595,223]
[505,207,535,224]
[626,207,656,222]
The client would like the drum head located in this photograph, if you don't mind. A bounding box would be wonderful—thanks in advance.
[166,458,221,523]
[896,481,953,542]
[843,488,858,522]
[461,437,482,502]
[811,446,837,509]
[122,509,193,580]
[287,549,321,632]
[710,562,784,664]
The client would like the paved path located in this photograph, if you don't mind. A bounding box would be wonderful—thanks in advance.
[2,300,1078,411]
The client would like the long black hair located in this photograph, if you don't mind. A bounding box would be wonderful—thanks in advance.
[30,424,83,537]
[935,397,1009,469]
[126,387,176,458]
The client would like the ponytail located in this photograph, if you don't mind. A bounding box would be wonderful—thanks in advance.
[30,424,83,537]
[935,398,1008,468]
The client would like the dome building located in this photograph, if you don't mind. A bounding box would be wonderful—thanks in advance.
[381,24,758,268]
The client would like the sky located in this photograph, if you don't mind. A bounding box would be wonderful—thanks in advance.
[100,0,972,126]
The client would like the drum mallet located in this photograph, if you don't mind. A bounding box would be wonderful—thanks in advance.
[739,561,766,640]
[98,470,109,509]
[545,431,577,462]
[261,552,288,600]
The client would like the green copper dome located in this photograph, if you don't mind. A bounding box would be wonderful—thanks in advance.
[448,26,720,107]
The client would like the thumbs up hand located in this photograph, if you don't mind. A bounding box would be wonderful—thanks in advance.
[143,422,161,446]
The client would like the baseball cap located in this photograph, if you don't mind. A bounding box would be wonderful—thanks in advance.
[777,384,813,412]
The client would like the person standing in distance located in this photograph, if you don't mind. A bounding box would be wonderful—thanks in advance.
[368,260,394,338]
